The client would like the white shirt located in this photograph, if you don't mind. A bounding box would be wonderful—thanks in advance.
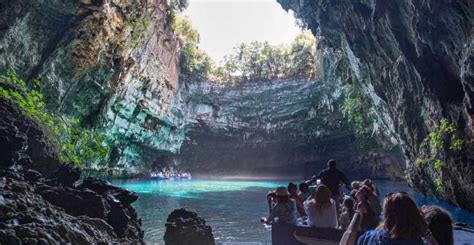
[303,198,338,228]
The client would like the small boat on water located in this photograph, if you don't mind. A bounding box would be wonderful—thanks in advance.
[150,171,192,180]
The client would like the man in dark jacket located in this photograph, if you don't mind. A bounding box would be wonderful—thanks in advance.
[313,159,351,211]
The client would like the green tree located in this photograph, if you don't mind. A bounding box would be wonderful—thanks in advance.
[172,16,215,80]
[290,30,318,79]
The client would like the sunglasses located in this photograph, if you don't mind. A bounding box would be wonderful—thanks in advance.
[384,191,408,197]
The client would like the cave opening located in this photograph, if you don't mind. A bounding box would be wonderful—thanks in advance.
[0,0,473,244]
[163,0,406,181]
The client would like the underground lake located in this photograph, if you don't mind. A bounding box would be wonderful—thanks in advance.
[112,178,474,243]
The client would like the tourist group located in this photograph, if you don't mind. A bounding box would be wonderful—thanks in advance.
[262,159,455,245]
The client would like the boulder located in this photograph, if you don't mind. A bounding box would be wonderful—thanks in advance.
[164,208,215,245]
[46,163,81,187]
[0,97,60,174]
[79,177,138,207]
[0,168,144,244]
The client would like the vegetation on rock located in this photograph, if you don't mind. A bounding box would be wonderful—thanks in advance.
[340,84,374,136]
[0,70,110,165]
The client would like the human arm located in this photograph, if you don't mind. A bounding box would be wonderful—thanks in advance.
[330,199,339,228]
[339,171,351,191]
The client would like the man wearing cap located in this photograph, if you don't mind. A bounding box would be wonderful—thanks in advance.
[261,186,297,225]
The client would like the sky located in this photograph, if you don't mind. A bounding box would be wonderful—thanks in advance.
[184,0,302,63]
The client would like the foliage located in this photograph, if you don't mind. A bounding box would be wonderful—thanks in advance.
[428,117,463,153]
[0,70,111,165]
[433,159,443,171]
[340,84,373,136]
[415,158,428,166]
[218,30,318,83]
[449,139,464,151]
[171,16,319,83]
[434,178,443,192]
[130,16,149,48]
[172,16,215,80]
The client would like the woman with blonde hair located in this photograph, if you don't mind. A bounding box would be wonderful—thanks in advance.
[303,185,338,228]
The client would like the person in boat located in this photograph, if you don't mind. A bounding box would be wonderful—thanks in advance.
[339,197,355,230]
[421,205,453,245]
[357,192,439,245]
[355,185,379,231]
[298,181,311,201]
[361,183,382,216]
[362,178,380,196]
[351,181,361,190]
[313,159,351,211]
[288,182,306,217]
[261,186,297,225]
[303,185,338,228]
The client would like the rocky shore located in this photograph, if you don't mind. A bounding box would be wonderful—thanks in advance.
[0,96,144,243]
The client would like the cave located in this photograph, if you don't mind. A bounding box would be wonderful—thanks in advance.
[0,0,473,244]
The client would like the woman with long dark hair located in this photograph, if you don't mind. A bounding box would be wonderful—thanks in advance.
[422,205,454,245]
[357,192,438,245]
[355,185,378,231]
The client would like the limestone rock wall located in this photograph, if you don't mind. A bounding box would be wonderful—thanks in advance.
[0,0,187,173]
[176,78,405,179]
[278,0,474,211]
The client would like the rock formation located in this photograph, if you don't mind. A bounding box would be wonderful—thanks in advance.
[0,0,188,173]
[177,78,405,179]
[278,0,474,211]
[0,95,144,243]
[164,208,215,245]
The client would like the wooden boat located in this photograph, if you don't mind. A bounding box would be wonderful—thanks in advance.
[271,213,361,245]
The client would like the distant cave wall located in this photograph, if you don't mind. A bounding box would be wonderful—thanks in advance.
[177,125,405,180]
[0,0,188,171]
[174,79,405,180]
[278,0,474,211]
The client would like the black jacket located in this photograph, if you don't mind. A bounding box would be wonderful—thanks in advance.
[316,167,350,195]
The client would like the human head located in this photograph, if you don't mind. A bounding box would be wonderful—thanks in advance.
[351,181,361,190]
[355,185,372,202]
[327,159,337,169]
[362,179,374,190]
[343,198,355,211]
[299,182,309,193]
[275,186,290,203]
[421,205,453,245]
[288,182,298,195]
[312,185,332,213]
[381,193,427,239]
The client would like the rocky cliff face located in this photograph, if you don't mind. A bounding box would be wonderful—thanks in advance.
[0,97,144,243]
[0,0,187,173]
[278,0,474,210]
[175,78,405,179]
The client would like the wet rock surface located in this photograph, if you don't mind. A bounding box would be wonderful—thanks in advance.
[164,208,215,245]
[278,0,474,210]
[0,97,61,175]
[0,167,144,244]
[0,95,144,243]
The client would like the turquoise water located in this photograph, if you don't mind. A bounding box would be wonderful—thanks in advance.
[112,179,474,244]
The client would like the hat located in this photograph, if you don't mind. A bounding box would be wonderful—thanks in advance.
[276,186,289,196]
